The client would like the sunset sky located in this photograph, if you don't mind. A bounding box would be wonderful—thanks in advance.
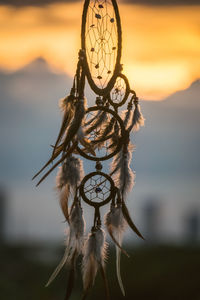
[0,0,199,100]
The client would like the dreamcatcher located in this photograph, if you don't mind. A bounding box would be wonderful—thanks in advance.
[33,0,145,299]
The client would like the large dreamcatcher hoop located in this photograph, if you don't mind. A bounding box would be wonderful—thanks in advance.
[33,1,145,299]
[81,0,122,95]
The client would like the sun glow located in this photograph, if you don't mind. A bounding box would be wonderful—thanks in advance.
[0,2,199,100]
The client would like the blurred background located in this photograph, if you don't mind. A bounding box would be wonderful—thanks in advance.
[0,0,200,299]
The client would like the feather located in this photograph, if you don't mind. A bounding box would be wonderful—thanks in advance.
[53,95,75,155]
[82,228,107,298]
[84,110,101,127]
[128,102,145,132]
[56,156,84,192]
[77,127,96,156]
[108,121,119,150]
[121,108,133,129]
[55,156,84,221]
[121,200,144,240]
[105,204,128,296]
[59,185,70,222]
[46,201,85,287]
[35,141,78,186]
[32,144,63,180]
[111,144,135,197]
[116,243,125,296]
[105,205,128,256]
[93,117,115,148]
[64,250,77,300]
[63,97,87,150]
[85,110,108,135]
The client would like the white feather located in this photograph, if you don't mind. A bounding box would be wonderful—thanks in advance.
[105,205,127,296]
[110,144,135,196]
[46,201,85,287]
[56,156,84,191]
[128,103,145,132]
[82,228,107,292]
[121,109,133,129]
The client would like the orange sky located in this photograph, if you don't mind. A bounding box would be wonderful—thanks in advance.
[0,2,199,100]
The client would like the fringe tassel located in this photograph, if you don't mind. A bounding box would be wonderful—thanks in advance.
[82,227,108,299]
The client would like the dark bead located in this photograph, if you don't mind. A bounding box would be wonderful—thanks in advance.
[95,187,102,193]
[95,14,101,19]
[96,161,102,170]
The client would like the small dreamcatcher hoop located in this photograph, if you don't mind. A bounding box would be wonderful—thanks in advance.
[108,73,130,108]
[81,0,122,96]
[79,171,115,207]
[76,105,126,161]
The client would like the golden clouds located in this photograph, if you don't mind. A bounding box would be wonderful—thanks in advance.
[0,2,199,100]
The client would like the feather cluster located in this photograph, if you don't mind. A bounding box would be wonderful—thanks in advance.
[85,109,108,135]
[56,156,84,221]
[82,228,107,297]
[110,144,135,197]
[62,97,87,149]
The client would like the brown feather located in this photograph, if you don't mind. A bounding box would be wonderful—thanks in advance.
[64,250,77,300]
[99,264,110,300]
[32,144,63,180]
[107,225,129,257]
[122,200,145,240]
[59,185,70,222]
[36,142,77,186]
[62,98,86,150]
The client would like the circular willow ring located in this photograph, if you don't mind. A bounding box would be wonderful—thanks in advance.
[81,0,122,96]
[79,171,115,207]
[76,106,125,161]
[108,73,130,108]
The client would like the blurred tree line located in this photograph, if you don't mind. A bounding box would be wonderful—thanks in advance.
[1,244,200,300]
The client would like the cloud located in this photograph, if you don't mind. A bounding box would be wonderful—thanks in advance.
[0,0,200,7]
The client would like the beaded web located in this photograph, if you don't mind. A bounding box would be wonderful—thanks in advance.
[83,174,111,203]
[85,0,118,89]
[110,76,127,104]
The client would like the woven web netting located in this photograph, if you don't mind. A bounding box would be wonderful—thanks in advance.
[85,0,118,89]
[83,174,111,203]
[110,76,126,104]
[80,110,116,159]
